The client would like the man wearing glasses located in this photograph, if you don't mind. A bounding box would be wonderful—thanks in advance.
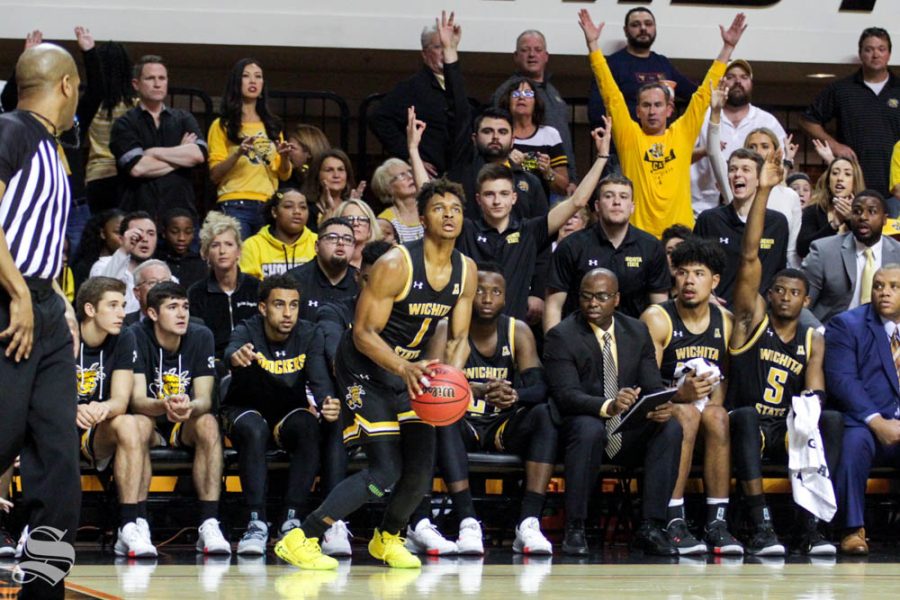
[286,217,359,322]
[125,259,174,325]
[544,268,682,555]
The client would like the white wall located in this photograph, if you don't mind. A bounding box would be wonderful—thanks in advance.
[2,0,896,65]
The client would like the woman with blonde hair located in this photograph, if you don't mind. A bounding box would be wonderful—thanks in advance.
[330,199,382,269]
[188,212,261,358]
[285,124,331,189]
[797,156,866,258]
[371,157,424,243]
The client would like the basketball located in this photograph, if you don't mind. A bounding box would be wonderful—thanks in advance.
[410,364,472,426]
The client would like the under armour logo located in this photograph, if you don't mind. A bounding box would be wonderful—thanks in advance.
[356,372,371,381]
[588,259,599,267]
[672,330,683,338]
[477,235,488,243]
[719,237,729,244]
[413,281,424,290]
[274,350,287,358]
[766,329,775,337]
[308,300,319,307]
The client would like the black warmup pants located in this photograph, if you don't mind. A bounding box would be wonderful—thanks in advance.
[0,281,81,599]
[561,414,682,522]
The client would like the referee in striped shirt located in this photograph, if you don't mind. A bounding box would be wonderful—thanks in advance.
[0,43,82,599]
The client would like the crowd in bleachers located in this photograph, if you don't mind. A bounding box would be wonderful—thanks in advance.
[4,6,900,566]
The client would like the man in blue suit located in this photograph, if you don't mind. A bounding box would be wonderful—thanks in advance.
[827,264,900,555]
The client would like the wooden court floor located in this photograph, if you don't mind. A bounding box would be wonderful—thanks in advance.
[3,549,900,599]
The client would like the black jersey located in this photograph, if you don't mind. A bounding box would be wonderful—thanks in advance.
[381,239,467,361]
[132,320,215,400]
[76,328,138,404]
[464,315,517,421]
[727,314,813,421]
[648,300,729,385]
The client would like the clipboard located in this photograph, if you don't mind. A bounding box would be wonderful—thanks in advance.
[611,387,679,435]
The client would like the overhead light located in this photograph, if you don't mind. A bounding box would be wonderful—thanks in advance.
[806,73,836,79]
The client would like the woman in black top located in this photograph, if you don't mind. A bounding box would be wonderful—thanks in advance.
[797,156,865,259]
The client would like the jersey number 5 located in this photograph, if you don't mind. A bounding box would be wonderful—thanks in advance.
[763,367,788,406]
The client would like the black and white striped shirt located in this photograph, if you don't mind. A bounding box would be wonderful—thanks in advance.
[0,111,70,279]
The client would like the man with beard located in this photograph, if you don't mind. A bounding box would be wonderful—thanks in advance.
[441,11,547,221]
[694,148,788,304]
[802,190,900,324]
[287,217,358,322]
[586,7,697,128]
[641,238,743,556]
[579,9,747,237]
[91,211,158,316]
[691,60,788,216]
[729,150,842,556]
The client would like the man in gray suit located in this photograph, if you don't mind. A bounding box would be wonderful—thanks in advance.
[802,190,900,324]
[491,30,576,185]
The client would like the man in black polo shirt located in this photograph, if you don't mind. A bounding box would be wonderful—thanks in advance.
[286,217,358,322]
[544,174,670,331]
[694,148,788,304]
[411,108,612,321]
[110,54,208,219]
[437,14,547,220]
[800,27,900,196]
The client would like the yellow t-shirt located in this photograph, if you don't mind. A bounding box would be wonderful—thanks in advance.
[590,50,726,238]
[207,118,291,202]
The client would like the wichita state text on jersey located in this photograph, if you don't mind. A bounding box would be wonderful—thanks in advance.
[380,239,467,361]
[727,314,813,419]
[649,300,729,384]
[464,315,517,421]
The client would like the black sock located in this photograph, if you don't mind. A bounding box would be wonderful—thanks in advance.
[519,491,546,522]
[666,503,686,524]
[199,500,219,524]
[137,501,148,520]
[706,502,728,525]
[301,512,330,539]
[745,494,770,527]
[451,489,477,522]
[120,504,138,528]
[410,496,432,528]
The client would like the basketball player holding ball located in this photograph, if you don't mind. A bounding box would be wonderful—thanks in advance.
[276,177,477,570]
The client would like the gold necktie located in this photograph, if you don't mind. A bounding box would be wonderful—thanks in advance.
[860,247,875,304]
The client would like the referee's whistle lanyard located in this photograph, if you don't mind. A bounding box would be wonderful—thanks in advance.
[78,342,104,400]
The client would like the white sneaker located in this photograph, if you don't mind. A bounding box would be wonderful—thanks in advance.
[513,517,553,555]
[196,518,232,555]
[115,522,158,558]
[197,554,231,593]
[321,520,353,557]
[14,525,27,559]
[136,518,152,544]
[456,517,484,555]
[237,520,268,556]
[405,518,458,556]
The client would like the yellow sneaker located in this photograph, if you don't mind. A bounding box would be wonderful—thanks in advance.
[275,529,339,570]
[368,529,421,569]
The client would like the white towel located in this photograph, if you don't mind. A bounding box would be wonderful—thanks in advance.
[673,358,721,413]
[787,393,837,522]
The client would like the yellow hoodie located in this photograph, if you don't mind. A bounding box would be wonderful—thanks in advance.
[239,225,317,280]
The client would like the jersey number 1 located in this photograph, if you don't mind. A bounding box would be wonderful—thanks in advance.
[409,318,433,348]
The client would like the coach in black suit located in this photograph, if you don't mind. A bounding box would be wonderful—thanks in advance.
[544,268,682,556]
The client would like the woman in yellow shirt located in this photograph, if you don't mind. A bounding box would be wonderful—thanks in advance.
[239,188,317,280]
[209,58,292,240]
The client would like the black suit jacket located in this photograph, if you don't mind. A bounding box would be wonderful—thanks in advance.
[543,310,663,422]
